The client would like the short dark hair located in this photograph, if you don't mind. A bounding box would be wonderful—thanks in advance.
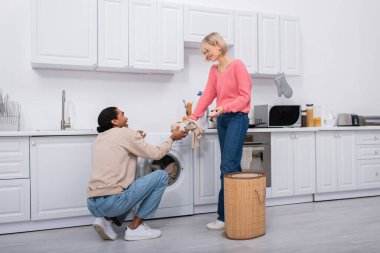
[97,107,117,133]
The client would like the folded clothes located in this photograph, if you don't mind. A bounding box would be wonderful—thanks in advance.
[171,119,205,149]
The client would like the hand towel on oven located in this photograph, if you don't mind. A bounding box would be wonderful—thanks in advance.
[171,119,205,149]
[241,146,253,171]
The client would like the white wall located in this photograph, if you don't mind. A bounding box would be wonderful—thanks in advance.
[1,0,380,132]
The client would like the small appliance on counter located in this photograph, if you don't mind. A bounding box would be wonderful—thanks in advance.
[253,104,301,128]
[337,113,361,126]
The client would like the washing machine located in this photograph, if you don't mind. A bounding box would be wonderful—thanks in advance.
[136,133,193,218]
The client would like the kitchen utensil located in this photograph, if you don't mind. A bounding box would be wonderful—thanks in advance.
[186,102,192,116]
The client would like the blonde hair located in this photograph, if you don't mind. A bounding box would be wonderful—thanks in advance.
[200,32,228,58]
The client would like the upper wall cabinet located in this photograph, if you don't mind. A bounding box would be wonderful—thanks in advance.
[234,11,301,76]
[184,5,234,48]
[234,11,258,74]
[129,0,184,72]
[97,0,129,71]
[280,16,301,75]
[258,13,280,75]
[98,0,183,73]
[31,0,97,70]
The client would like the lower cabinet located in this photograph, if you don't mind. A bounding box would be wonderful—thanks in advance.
[0,179,30,223]
[356,131,380,189]
[30,136,96,220]
[316,131,357,193]
[0,137,30,223]
[271,132,316,197]
[193,133,221,205]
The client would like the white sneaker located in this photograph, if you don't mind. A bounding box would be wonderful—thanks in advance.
[207,220,225,230]
[124,223,162,241]
[92,217,117,240]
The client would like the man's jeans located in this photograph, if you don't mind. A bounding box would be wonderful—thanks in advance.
[216,112,249,222]
[87,170,168,224]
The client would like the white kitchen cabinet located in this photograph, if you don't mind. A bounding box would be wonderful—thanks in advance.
[30,136,96,220]
[129,0,156,70]
[0,137,29,179]
[98,0,183,72]
[0,137,30,224]
[258,13,280,75]
[235,12,300,76]
[193,134,221,206]
[280,16,301,75]
[129,0,184,71]
[0,179,30,223]
[316,131,357,193]
[31,0,97,70]
[156,1,184,71]
[184,5,234,48]
[234,11,258,74]
[271,132,315,197]
[356,132,380,189]
[97,0,129,71]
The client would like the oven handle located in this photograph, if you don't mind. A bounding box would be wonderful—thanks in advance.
[243,145,265,151]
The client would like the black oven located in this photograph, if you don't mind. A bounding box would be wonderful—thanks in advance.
[241,132,271,187]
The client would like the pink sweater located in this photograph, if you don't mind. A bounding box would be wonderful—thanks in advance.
[190,59,252,120]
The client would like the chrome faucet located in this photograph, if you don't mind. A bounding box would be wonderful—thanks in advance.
[61,90,71,130]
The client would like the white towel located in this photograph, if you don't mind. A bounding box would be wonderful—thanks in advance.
[241,146,253,170]
[171,119,205,149]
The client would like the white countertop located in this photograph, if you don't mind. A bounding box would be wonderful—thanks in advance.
[205,126,380,134]
[0,129,98,137]
[2,126,380,137]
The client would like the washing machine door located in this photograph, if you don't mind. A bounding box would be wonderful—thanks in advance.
[137,154,181,186]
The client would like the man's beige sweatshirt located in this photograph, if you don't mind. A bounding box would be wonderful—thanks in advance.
[87,127,173,198]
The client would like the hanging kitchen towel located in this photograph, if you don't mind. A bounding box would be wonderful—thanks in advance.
[241,146,253,171]
[171,119,205,149]
[275,73,293,98]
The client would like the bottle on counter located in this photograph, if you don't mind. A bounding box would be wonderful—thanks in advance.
[195,91,209,128]
[306,104,314,127]
[301,106,307,127]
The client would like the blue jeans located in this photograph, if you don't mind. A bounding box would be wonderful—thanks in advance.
[216,112,249,222]
[87,170,168,224]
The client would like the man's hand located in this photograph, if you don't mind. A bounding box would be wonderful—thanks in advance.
[170,126,188,141]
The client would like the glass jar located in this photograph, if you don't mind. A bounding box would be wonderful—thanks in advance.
[313,106,321,127]
[306,104,314,127]
[301,110,307,127]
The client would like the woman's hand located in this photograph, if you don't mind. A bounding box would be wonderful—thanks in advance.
[209,106,224,118]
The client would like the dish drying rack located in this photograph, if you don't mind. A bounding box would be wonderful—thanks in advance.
[0,102,21,131]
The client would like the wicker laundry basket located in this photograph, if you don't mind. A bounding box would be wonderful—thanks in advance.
[224,172,266,240]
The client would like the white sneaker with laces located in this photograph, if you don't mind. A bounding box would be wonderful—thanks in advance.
[92,217,117,240]
[207,220,225,230]
[124,223,162,241]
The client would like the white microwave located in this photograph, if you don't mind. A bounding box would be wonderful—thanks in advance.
[254,104,301,127]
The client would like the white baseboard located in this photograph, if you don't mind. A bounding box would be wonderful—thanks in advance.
[314,189,380,201]
[0,216,94,235]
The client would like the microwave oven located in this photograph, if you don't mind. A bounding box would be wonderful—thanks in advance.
[254,104,301,127]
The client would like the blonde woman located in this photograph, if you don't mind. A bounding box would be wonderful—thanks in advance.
[190,32,252,230]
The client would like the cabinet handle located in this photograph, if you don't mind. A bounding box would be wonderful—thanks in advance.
[375,136,378,140]
[375,150,379,155]
[31,141,36,146]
